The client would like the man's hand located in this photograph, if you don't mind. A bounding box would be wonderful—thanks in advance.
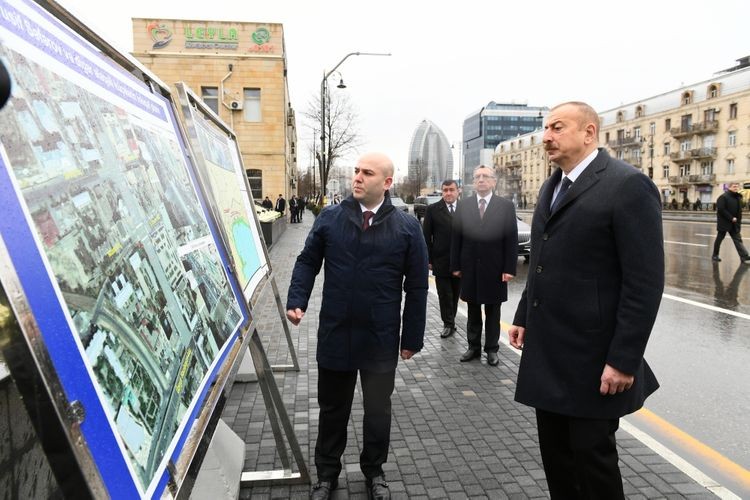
[286,308,304,326]
[400,349,415,360]
[452,271,461,278]
[502,273,514,282]
[508,325,525,349]
[599,364,634,395]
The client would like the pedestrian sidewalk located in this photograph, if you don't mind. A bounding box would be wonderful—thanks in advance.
[222,213,721,499]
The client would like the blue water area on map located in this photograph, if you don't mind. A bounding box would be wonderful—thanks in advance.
[231,219,261,285]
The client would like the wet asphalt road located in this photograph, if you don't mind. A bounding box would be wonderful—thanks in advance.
[500,217,750,473]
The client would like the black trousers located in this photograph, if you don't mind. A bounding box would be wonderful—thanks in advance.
[466,302,500,353]
[713,230,749,258]
[315,366,395,481]
[435,275,461,329]
[536,409,624,500]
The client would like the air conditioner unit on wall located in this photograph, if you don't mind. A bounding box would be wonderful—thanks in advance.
[230,100,243,110]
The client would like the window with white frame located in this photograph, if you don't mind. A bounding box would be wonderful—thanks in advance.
[649,122,656,136]
[728,131,737,147]
[700,161,713,175]
[680,139,691,152]
[243,88,262,122]
[663,142,671,155]
[679,164,691,176]
[662,165,670,178]
[729,103,738,119]
[727,159,735,174]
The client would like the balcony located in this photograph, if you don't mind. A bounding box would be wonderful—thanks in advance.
[692,121,719,134]
[670,126,692,138]
[691,147,717,159]
[668,174,715,185]
[628,157,642,167]
[504,160,522,168]
[607,136,641,149]
[670,151,693,162]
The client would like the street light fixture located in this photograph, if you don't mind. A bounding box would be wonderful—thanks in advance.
[319,52,391,202]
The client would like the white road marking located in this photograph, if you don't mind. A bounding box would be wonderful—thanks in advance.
[663,293,750,321]
[696,233,749,240]
[664,240,707,247]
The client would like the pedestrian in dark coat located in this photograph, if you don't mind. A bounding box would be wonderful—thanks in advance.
[509,102,664,499]
[423,179,461,338]
[286,152,428,500]
[450,165,518,366]
[711,182,749,262]
[275,194,286,214]
[289,195,299,223]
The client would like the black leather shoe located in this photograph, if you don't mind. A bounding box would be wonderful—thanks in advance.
[440,326,455,338]
[366,475,390,500]
[460,349,480,362]
[712,255,721,261]
[487,352,499,366]
[310,479,338,500]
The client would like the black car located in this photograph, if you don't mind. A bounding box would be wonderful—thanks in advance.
[390,196,409,213]
[517,216,531,261]
[413,194,442,221]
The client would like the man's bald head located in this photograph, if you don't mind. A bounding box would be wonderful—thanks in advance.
[358,152,395,177]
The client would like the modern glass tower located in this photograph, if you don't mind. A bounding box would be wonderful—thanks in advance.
[408,119,454,194]
[462,102,547,190]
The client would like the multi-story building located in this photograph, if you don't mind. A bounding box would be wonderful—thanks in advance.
[600,58,750,207]
[407,119,454,194]
[462,102,547,191]
[494,130,548,207]
[131,18,297,203]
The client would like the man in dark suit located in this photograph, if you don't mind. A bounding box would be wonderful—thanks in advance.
[423,179,461,338]
[451,165,518,366]
[275,193,286,215]
[509,102,665,499]
[711,182,750,262]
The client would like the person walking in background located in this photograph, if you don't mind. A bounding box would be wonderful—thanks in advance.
[712,182,750,262]
[289,195,299,223]
[275,193,286,215]
[423,179,461,338]
[450,165,517,367]
[508,102,665,499]
[286,152,428,500]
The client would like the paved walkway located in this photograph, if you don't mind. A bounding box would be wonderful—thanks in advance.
[222,213,721,499]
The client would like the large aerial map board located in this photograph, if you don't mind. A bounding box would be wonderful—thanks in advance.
[176,84,268,303]
[0,0,246,497]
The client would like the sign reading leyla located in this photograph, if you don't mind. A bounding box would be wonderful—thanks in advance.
[184,25,239,49]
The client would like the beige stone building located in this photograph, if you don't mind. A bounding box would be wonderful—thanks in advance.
[495,59,750,208]
[132,18,297,203]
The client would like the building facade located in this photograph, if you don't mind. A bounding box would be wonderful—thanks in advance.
[131,18,297,203]
[462,102,547,191]
[494,130,548,208]
[407,119,454,194]
[599,61,750,207]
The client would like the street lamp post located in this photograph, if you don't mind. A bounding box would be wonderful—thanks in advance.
[319,52,390,202]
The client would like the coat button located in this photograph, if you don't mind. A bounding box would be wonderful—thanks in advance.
[532,299,540,307]
[542,233,549,241]
[536,265,543,274]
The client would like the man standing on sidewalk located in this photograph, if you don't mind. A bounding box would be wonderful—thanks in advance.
[422,179,461,338]
[509,102,664,499]
[450,165,517,366]
[712,182,750,262]
[286,152,428,500]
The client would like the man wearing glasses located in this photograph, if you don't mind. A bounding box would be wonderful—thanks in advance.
[450,165,518,366]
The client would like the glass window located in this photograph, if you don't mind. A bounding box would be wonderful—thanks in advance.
[649,122,656,136]
[634,127,641,141]
[246,169,263,200]
[665,118,671,131]
[243,88,262,122]
[201,86,219,115]
[680,139,691,152]
[727,159,735,174]
[663,142,671,155]
[728,131,737,147]
[700,161,713,175]
[729,103,738,119]
[662,165,670,178]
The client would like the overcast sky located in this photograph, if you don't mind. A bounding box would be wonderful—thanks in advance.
[60,0,749,178]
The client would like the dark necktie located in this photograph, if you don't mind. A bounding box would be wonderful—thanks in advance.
[362,211,374,230]
[551,177,573,212]
[479,198,486,219]
[448,203,454,215]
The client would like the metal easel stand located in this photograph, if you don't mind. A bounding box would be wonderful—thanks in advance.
[268,275,299,373]
[239,327,309,486]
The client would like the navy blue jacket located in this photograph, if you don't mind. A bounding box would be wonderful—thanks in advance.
[286,194,428,372]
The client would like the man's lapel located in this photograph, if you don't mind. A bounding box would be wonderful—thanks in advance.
[552,148,609,215]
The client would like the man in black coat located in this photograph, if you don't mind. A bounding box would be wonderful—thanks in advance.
[712,182,749,262]
[275,193,286,214]
[509,102,664,499]
[451,165,518,366]
[423,179,461,338]
[286,152,428,500]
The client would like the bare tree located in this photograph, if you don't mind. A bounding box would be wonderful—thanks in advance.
[303,90,361,204]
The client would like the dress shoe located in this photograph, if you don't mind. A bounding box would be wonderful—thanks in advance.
[711,255,721,261]
[460,349,481,362]
[487,352,499,366]
[366,475,390,500]
[440,326,455,338]
[310,479,338,500]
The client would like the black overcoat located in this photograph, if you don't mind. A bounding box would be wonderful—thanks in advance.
[513,149,664,419]
[422,199,454,277]
[715,190,743,233]
[450,194,518,304]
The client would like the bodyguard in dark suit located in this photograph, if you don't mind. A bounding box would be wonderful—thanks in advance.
[711,182,750,262]
[509,102,665,499]
[451,165,518,366]
[423,179,461,338]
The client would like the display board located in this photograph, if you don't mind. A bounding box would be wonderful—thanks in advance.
[174,83,268,303]
[0,0,247,497]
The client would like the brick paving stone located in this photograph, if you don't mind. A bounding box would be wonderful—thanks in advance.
[223,215,722,499]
